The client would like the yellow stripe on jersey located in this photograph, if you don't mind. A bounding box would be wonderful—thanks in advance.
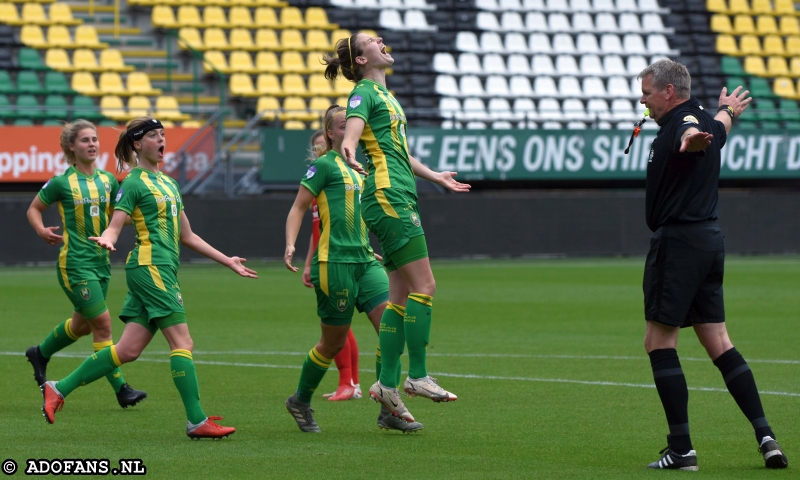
[362,123,390,189]
[148,265,167,291]
[319,261,329,296]
[57,202,71,290]
[334,156,356,235]
[317,190,330,262]
[131,206,152,264]
[156,176,181,254]
[140,173,170,248]
[97,171,114,221]
[67,174,86,246]
[374,189,399,218]
[84,177,103,259]
[374,85,405,156]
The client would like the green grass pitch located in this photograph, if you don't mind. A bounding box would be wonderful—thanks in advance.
[0,258,798,479]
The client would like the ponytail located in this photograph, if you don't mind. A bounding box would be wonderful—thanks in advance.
[114,116,157,172]
[323,34,363,83]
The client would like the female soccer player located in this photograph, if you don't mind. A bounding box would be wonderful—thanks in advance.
[41,117,257,439]
[285,105,422,433]
[25,120,146,408]
[323,33,470,422]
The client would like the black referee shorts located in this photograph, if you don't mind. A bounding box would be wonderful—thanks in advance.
[643,221,726,328]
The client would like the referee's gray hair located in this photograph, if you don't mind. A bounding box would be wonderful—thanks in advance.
[638,59,691,99]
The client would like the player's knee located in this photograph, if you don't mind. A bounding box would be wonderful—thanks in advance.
[70,319,92,337]
[116,346,141,364]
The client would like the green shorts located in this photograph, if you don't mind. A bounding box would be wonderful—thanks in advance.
[119,265,186,334]
[310,259,389,326]
[361,187,428,272]
[56,265,111,320]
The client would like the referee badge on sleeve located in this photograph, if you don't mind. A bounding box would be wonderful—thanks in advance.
[682,115,699,124]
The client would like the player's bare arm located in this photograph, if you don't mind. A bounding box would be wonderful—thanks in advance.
[284,185,315,272]
[27,196,62,246]
[341,116,367,176]
[88,209,127,251]
[408,155,471,193]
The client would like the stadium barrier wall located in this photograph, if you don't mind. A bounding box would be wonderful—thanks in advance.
[2,190,798,265]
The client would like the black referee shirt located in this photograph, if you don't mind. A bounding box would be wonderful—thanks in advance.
[645,97,728,232]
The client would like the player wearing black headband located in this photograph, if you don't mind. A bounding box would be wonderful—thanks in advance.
[41,117,259,439]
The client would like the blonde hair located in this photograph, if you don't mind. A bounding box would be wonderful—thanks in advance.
[322,105,346,153]
[60,119,97,165]
[308,129,325,162]
[114,116,156,172]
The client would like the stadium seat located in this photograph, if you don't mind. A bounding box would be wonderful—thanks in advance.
[49,3,80,26]
[229,7,253,28]
[619,13,643,32]
[16,95,42,120]
[0,94,13,120]
[484,53,507,74]
[552,33,576,53]
[558,76,582,96]
[281,7,305,28]
[706,0,728,13]
[641,13,668,32]
[790,57,800,76]
[100,95,127,121]
[532,54,554,75]
[333,76,350,95]
[767,56,790,77]
[583,77,607,96]
[733,15,756,35]
[750,77,774,97]
[280,29,305,50]
[306,30,331,51]
[127,96,151,118]
[573,13,594,32]
[155,96,191,121]
[513,97,535,121]
[710,14,732,33]
[203,6,227,28]
[72,95,102,120]
[228,50,257,73]
[458,53,482,74]
[439,97,460,120]
[230,28,256,51]
[21,3,48,26]
[486,75,510,96]
[281,50,306,73]
[74,26,106,49]
[204,50,229,73]
[646,35,675,55]
[20,25,47,48]
[177,6,203,28]
[0,3,22,26]
[256,73,281,96]
[204,28,228,50]
[308,96,331,117]
[230,73,256,96]
[739,35,761,55]
[47,25,74,48]
[280,96,314,121]
[435,75,459,95]
[509,75,533,96]
[507,54,530,74]
[306,7,335,30]
[576,33,600,54]
[100,49,133,72]
[764,36,785,56]
[480,32,505,53]
[779,16,800,36]
[578,54,603,76]
[152,6,178,29]
[605,55,628,75]
[773,77,797,98]
[721,55,744,76]
[99,72,126,96]
[528,33,552,53]
[0,71,13,94]
[459,75,484,96]
[778,98,800,119]
[433,52,457,73]
[178,27,203,50]
[534,76,557,96]
[455,31,479,52]
[756,16,778,35]
[43,94,68,118]
[556,55,579,75]
[627,55,647,75]
[600,34,623,54]
[256,51,280,73]
[255,7,278,28]
[283,120,306,129]
[785,36,800,56]
[281,73,307,96]
[503,33,528,53]
[44,70,73,94]
[716,34,739,55]
[128,72,161,96]
[16,70,43,95]
[45,47,70,70]
[257,95,280,120]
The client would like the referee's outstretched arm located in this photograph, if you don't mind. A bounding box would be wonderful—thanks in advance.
[679,86,752,153]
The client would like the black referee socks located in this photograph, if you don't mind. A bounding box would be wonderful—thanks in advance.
[713,347,775,443]
[649,348,693,454]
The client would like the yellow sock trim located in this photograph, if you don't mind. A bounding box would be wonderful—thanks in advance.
[64,317,80,341]
[170,349,193,360]
[309,347,332,368]
[93,340,113,352]
[109,345,122,367]
[408,293,433,307]
[387,302,406,316]
[376,346,382,360]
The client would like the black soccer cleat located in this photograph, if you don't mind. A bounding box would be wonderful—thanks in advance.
[116,384,147,408]
[759,436,788,469]
[647,436,699,471]
[25,345,49,387]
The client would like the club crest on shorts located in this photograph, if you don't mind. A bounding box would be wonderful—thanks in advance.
[410,212,421,227]
[337,298,348,312]
[80,287,91,301]
[176,292,183,306]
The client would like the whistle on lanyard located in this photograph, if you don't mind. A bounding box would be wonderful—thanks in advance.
[624,108,650,155]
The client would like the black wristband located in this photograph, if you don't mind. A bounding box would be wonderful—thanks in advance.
[717,104,735,119]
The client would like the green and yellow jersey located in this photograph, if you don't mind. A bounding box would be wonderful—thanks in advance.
[38,166,119,278]
[114,167,183,270]
[345,78,415,198]
[301,150,373,264]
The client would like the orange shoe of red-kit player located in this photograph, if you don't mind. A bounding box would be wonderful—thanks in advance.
[186,416,236,440]
[41,381,64,424]
[325,385,357,401]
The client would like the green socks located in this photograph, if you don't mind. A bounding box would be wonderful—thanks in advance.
[376,345,403,386]
[39,318,79,359]
[93,341,125,394]
[405,293,433,379]
[296,347,332,404]
[170,350,206,425]
[56,346,120,397]
[379,303,406,388]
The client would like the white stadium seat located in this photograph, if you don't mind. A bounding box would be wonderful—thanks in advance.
[646,34,676,55]
[488,97,515,120]
[534,76,558,96]
[630,77,642,98]
[486,75,511,96]
[546,0,570,11]
[513,97,536,120]
[380,0,404,9]
[481,32,506,53]
[595,13,619,32]
[525,12,548,32]
[532,54,555,75]
[491,121,514,129]
[587,98,610,119]
[499,0,524,11]
[573,14,596,32]
[619,13,643,32]
[555,54,580,75]
[583,76,608,96]
[538,98,562,120]
[570,0,593,12]
[483,53,508,74]
[476,0,500,10]
[458,53,483,74]
[460,97,488,121]
[623,34,646,54]
[404,10,436,30]
[608,76,633,97]
[600,34,623,54]
[563,98,586,120]
[552,33,576,53]
[508,54,531,74]
[641,13,669,33]
[616,0,639,12]
[603,54,627,75]
[477,12,501,30]
[505,33,529,53]
[501,12,525,31]
[593,0,617,12]
[528,33,552,53]
[580,54,604,75]
[558,76,583,97]
[456,31,480,52]
[522,0,545,10]
[548,13,572,32]
[439,97,461,119]
[639,0,667,12]
[576,33,600,53]
[379,10,404,29]
[433,52,458,73]
[626,55,647,75]
[510,75,534,96]
[460,75,485,96]
[435,75,459,95]
[611,98,635,121]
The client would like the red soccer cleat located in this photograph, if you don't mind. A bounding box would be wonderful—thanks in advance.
[186,416,236,440]
[323,385,356,401]
[41,381,64,424]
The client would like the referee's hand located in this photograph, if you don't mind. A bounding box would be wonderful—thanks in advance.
[680,131,713,153]
[718,86,752,118]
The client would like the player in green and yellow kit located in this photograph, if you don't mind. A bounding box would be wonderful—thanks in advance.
[284,105,423,433]
[323,33,470,423]
[41,117,258,439]
[25,120,146,408]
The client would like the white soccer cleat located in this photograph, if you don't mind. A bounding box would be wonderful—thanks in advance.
[369,381,415,423]
[404,376,458,403]
[352,383,362,399]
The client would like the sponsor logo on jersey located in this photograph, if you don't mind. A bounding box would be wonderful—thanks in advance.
[410,212,421,227]
[41,180,50,190]
[116,188,123,202]
[306,166,317,179]
[80,287,91,301]
[349,95,362,108]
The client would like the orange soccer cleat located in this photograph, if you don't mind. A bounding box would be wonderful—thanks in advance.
[41,381,64,424]
[186,416,236,440]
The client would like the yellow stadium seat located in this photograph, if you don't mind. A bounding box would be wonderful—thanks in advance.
[308,96,331,116]
[47,25,73,48]
[256,28,278,49]
[310,120,321,130]
[71,72,98,95]
[282,73,307,96]
[177,6,203,27]
[0,4,23,26]
[774,0,797,15]
[256,51,280,72]
[256,95,280,120]
[49,3,81,26]
[100,95,128,121]
[204,50,230,73]
[790,57,800,75]
[359,29,378,38]
[733,15,755,34]
[283,120,306,130]
[127,96,151,118]
[45,48,71,70]
[308,74,333,96]
[738,35,761,55]
[74,26,107,48]
[706,0,728,14]
[229,6,253,27]
[72,48,100,71]
[751,0,773,14]
[229,28,255,50]
[255,7,278,28]
[127,72,162,96]
[203,28,228,50]
[230,73,257,96]
[763,35,785,55]
[280,96,315,121]
[305,29,331,50]
[203,6,227,28]
[306,7,334,30]
[756,16,778,35]
[99,72,126,95]
[331,29,351,45]
[155,96,191,121]
[717,35,739,55]
[21,3,48,25]
[334,76,350,95]
[280,50,306,73]
[256,73,281,95]
[159,120,176,128]
[773,77,797,98]
[779,16,799,36]
[280,29,305,50]
[306,51,326,74]
[100,49,134,72]
[21,25,48,48]
[229,50,258,73]
[767,56,790,76]
[178,27,203,50]
[710,14,733,33]
[728,0,750,14]
[152,6,178,29]
[181,120,202,128]
[786,36,800,55]
[743,55,766,75]
[335,95,348,106]
[280,7,304,28]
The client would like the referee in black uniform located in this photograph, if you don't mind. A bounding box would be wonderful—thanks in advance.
[637,59,788,471]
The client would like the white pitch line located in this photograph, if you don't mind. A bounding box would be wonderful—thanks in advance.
[3,351,800,398]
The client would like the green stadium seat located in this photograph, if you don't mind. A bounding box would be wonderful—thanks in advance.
[18,47,47,70]
[0,94,13,119]
[753,100,780,121]
[16,70,43,94]
[44,94,68,118]
[720,56,744,76]
[72,94,103,120]
[783,121,800,129]
[13,118,35,126]
[42,119,62,126]
[0,71,14,94]
[749,77,775,98]
[726,76,746,93]
[760,121,781,130]
[44,70,74,94]
[15,94,43,119]
[737,121,758,129]
[778,99,800,121]
[98,119,117,126]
